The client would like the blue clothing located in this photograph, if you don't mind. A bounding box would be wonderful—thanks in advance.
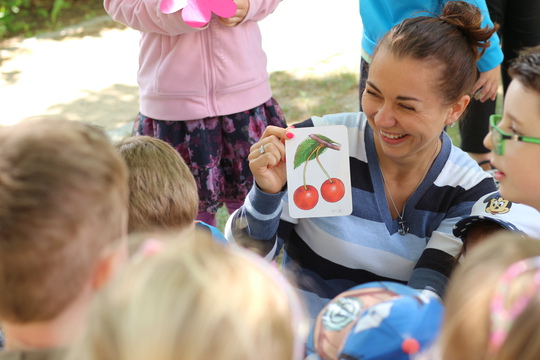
[0,329,3,349]
[195,221,228,244]
[227,113,496,319]
[360,0,503,72]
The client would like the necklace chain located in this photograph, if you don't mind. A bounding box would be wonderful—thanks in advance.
[380,139,440,235]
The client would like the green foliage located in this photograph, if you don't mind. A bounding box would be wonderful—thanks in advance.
[0,0,99,41]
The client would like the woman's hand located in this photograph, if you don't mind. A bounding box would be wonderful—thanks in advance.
[248,126,294,194]
[473,65,501,102]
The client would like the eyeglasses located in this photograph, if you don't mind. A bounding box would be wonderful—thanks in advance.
[489,114,540,156]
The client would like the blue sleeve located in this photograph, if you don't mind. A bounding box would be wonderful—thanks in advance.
[195,221,228,244]
[466,0,503,72]
[359,0,503,71]
[226,184,285,257]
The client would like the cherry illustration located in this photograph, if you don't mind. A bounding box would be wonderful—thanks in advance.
[293,185,319,210]
[293,133,343,210]
[321,178,345,203]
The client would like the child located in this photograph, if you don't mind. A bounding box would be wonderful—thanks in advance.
[114,136,227,243]
[305,281,444,360]
[484,45,540,211]
[453,191,540,257]
[435,233,540,360]
[104,0,286,227]
[66,230,308,360]
[0,117,129,358]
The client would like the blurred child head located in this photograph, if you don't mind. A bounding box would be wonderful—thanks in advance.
[115,136,199,233]
[0,117,129,325]
[305,282,444,360]
[484,45,540,210]
[453,191,540,258]
[68,230,307,360]
[439,233,540,360]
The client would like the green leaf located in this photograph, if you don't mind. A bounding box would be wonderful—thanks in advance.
[293,138,328,169]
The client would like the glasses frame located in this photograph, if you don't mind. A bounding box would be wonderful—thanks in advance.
[489,114,540,156]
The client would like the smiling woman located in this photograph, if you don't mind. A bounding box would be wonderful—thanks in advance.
[226,0,498,321]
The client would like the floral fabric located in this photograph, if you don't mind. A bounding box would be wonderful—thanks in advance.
[135,97,286,215]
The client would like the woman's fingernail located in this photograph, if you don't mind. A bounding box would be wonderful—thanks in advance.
[286,132,294,139]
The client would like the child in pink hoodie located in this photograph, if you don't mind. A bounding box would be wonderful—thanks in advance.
[104,0,285,226]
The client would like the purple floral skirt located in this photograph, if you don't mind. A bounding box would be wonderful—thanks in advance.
[134,98,286,216]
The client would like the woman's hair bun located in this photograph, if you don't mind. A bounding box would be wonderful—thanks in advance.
[439,0,499,59]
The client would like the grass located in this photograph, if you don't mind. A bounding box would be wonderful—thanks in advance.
[0,0,107,41]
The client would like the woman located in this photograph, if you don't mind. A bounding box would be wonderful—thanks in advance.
[358,0,503,171]
[227,1,497,318]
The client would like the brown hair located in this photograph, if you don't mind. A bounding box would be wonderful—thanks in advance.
[0,117,129,323]
[509,45,540,95]
[115,136,199,233]
[439,232,540,360]
[375,0,499,106]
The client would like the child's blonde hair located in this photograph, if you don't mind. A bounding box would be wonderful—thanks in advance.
[115,136,199,233]
[0,117,128,323]
[439,232,540,360]
[68,230,307,360]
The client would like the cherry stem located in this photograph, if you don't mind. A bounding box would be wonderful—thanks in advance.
[303,145,323,189]
[309,134,341,151]
[315,147,332,181]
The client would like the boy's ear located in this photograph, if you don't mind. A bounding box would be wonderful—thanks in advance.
[91,239,128,290]
[445,94,471,126]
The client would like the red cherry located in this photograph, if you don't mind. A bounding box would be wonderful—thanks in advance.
[321,178,345,203]
[293,185,319,210]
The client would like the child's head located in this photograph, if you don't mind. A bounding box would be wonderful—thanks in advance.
[114,136,199,233]
[68,230,307,360]
[0,117,129,324]
[306,281,444,360]
[453,191,540,256]
[484,45,540,210]
[439,233,540,360]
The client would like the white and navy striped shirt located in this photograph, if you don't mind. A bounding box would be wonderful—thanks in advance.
[228,112,496,319]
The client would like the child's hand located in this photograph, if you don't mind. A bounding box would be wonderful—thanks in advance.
[473,65,501,102]
[219,0,249,27]
[248,126,294,194]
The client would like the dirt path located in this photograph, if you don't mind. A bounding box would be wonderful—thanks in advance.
[0,1,362,140]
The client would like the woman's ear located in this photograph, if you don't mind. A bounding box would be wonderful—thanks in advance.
[446,94,471,126]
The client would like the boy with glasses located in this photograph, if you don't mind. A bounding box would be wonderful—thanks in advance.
[484,45,540,211]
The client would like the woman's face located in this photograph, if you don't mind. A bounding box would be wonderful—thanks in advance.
[362,47,468,162]
[484,80,540,210]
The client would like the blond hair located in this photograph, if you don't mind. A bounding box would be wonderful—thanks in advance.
[115,136,199,233]
[0,117,128,323]
[68,231,306,360]
[439,232,540,360]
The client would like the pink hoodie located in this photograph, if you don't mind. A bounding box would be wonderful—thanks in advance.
[104,0,281,121]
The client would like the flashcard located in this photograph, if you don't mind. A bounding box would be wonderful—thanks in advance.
[160,0,237,28]
[286,125,352,218]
